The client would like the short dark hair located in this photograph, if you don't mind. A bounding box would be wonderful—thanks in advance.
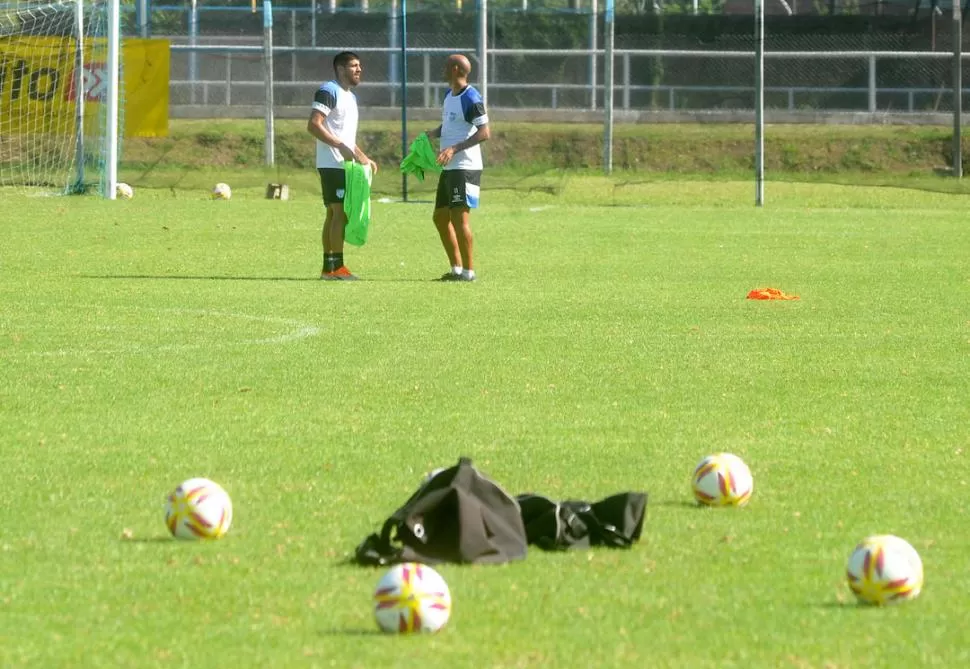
[333,51,360,73]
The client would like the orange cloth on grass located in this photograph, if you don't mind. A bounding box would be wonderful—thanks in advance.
[746,287,800,300]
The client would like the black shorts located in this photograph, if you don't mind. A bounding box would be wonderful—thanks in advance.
[318,168,346,205]
[435,170,482,210]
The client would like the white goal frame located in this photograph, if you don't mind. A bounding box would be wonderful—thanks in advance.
[0,0,119,196]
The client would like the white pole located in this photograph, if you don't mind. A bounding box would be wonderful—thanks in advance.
[72,0,85,192]
[589,0,597,110]
[311,0,317,45]
[603,0,614,174]
[389,0,398,106]
[138,0,148,38]
[754,0,764,207]
[106,0,120,199]
[263,0,275,166]
[478,0,487,107]
[954,3,963,178]
[290,9,296,82]
[189,0,198,104]
[400,0,408,201]
[867,56,876,112]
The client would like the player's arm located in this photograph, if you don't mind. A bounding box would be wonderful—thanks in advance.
[427,125,442,139]
[307,109,355,162]
[436,123,489,166]
[453,123,490,153]
[353,145,379,175]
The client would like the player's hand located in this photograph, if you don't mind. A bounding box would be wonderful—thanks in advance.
[436,147,455,166]
[368,160,379,175]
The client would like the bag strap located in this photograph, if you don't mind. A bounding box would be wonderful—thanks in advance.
[353,525,402,566]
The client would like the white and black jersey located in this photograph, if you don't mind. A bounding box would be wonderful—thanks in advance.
[311,80,359,169]
[440,85,488,171]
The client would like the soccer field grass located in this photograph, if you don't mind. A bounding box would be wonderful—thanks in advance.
[2,179,970,668]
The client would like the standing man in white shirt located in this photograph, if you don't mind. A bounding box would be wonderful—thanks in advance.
[427,53,491,282]
[307,51,379,281]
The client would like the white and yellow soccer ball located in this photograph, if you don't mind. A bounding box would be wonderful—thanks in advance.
[846,534,923,605]
[373,562,452,634]
[164,477,233,540]
[692,453,753,507]
[211,182,232,200]
[116,182,134,200]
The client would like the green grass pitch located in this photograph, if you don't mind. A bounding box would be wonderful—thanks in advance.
[2,177,970,668]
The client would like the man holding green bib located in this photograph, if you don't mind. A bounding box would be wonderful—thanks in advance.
[307,51,379,281]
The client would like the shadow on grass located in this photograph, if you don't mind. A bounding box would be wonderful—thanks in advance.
[318,628,385,637]
[120,536,176,544]
[652,500,704,510]
[813,600,886,611]
[79,274,438,283]
[81,274,318,282]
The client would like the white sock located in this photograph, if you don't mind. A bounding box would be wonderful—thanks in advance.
[452,265,463,275]
[462,269,476,280]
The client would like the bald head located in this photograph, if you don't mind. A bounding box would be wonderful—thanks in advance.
[447,54,471,77]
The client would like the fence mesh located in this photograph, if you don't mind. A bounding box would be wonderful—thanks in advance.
[116,3,969,196]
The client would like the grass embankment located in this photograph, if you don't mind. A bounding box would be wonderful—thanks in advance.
[119,119,970,197]
[125,119,966,172]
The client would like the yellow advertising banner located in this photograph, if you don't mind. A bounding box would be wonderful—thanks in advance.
[0,37,169,137]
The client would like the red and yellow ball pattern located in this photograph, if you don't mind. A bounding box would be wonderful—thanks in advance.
[846,535,923,605]
[373,562,452,634]
[165,477,233,540]
[692,453,754,507]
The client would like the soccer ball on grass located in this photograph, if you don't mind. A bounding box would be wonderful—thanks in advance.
[691,453,753,507]
[164,477,233,539]
[212,182,232,200]
[373,562,452,634]
[116,182,134,200]
[845,534,923,605]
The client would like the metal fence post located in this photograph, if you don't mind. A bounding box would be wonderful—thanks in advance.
[263,1,275,166]
[311,0,317,46]
[189,0,199,104]
[138,0,148,37]
[423,53,430,108]
[623,52,630,110]
[954,4,963,177]
[603,0,613,174]
[868,55,876,113]
[389,0,398,106]
[589,0,597,110]
[478,0,488,107]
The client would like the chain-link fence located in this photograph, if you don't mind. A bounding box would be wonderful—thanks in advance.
[125,4,969,116]
[105,2,969,196]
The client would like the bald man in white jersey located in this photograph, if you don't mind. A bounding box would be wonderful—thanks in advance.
[427,54,491,282]
[307,51,378,281]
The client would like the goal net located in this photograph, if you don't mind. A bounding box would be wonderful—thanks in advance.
[0,0,115,193]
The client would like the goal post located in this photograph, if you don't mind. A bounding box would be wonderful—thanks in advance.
[0,0,120,196]
[104,0,118,198]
